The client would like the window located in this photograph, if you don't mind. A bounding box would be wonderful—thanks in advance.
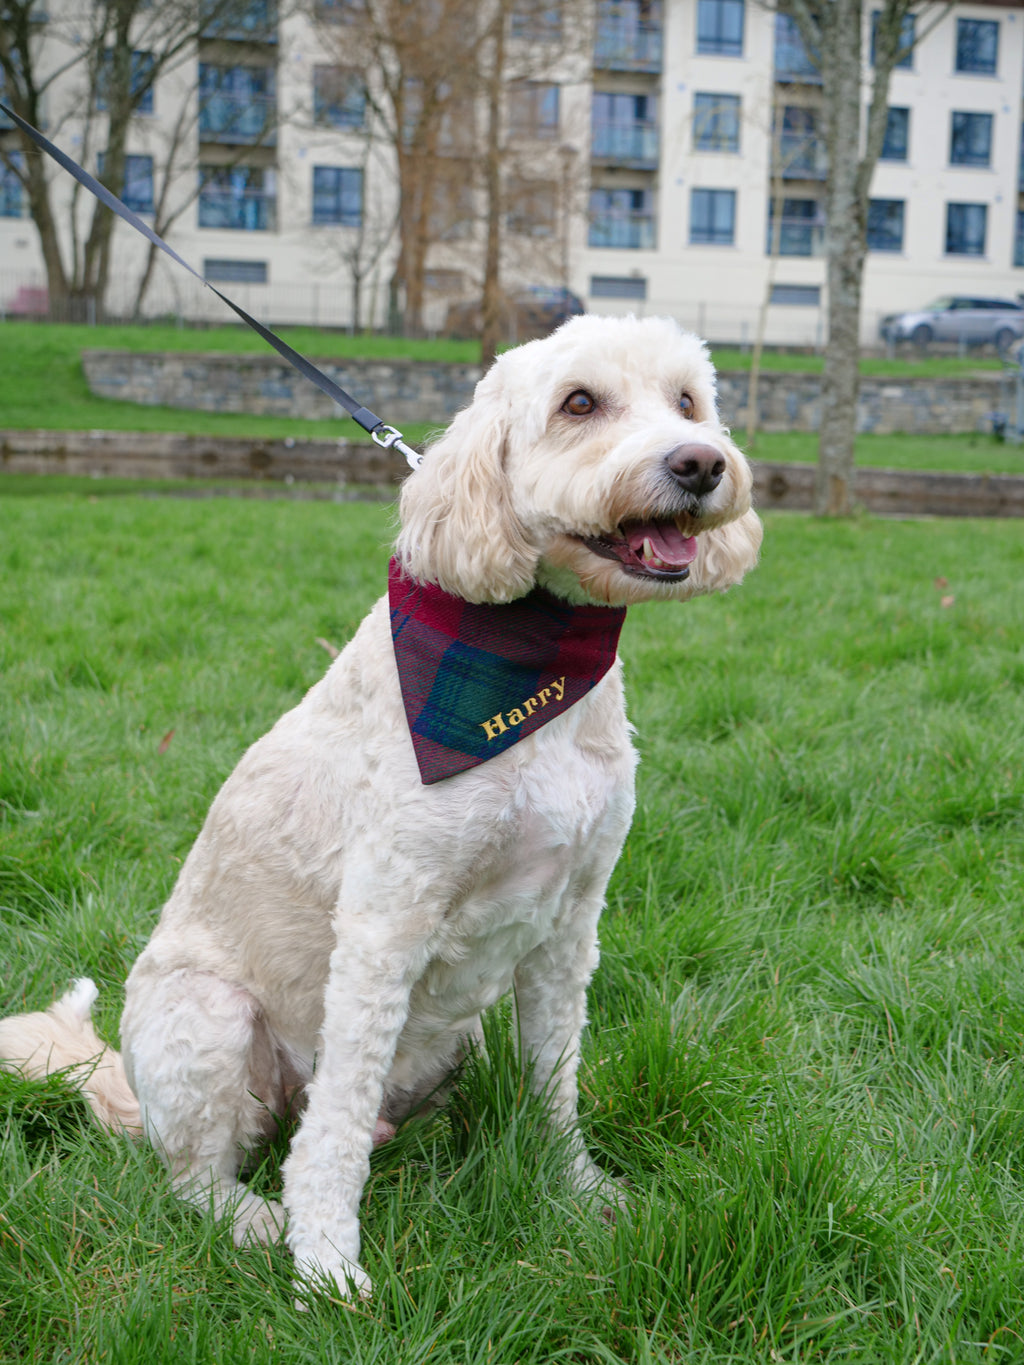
[0,152,23,217]
[870,10,914,69]
[778,105,824,177]
[508,82,559,140]
[880,107,909,161]
[313,66,365,129]
[591,91,657,163]
[200,0,278,42]
[198,165,276,230]
[510,2,561,42]
[590,274,647,300]
[774,12,818,81]
[945,202,987,256]
[594,0,662,72]
[1015,210,1024,269]
[98,151,154,213]
[955,18,998,75]
[770,283,820,306]
[204,258,268,283]
[312,166,362,226]
[506,177,556,236]
[429,176,475,240]
[950,111,992,168]
[97,49,155,115]
[690,187,735,245]
[693,93,740,152]
[588,187,655,249]
[697,0,743,57]
[199,64,276,143]
[867,198,904,252]
[767,196,823,256]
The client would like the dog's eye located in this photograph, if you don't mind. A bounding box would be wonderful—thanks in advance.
[680,393,695,419]
[562,390,597,417]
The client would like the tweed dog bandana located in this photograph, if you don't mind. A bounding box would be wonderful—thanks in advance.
[388,559,627,784]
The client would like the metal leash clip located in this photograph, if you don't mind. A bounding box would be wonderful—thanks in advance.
[372,424,423,470]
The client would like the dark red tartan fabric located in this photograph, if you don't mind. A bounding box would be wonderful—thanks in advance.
[388,559,627,784]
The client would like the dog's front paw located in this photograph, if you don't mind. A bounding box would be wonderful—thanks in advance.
[571,1159,631,1221]
[232,1195,286,1247]
[294,1249,373,1303]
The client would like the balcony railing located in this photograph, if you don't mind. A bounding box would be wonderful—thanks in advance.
[594,10,663,72]
[591,120,659,168]
[200,0,278,42]
[199,91,276,144]
[767,217,825,257]
[777,134,827,179]
[588,212,656,250]
[199,187,276,230]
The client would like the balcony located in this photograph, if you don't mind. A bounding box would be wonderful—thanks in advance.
[594,1,663,73]
[199,167,276,230]
[777,133,827,179]
[588,197,656,249]
[199,64,276,144]
[767,217,824,257]
[200,0,278,43]
[774,14,820,83]
[591,118,659,169]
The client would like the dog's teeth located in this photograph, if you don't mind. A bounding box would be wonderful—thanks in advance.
[641,537,670,570]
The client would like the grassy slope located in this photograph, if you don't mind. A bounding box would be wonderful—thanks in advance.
[1,321,1022,473]
[1,494,1023,1362]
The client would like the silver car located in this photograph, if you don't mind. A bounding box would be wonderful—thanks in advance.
[879,295,1024,351]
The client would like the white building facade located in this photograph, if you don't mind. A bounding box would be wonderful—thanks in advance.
[1,0,1022,347]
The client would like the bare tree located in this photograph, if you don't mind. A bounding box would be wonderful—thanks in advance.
[0,0,262,320]
[477,0,591,365]
[311,0,482,336]
[764,0,950,514]
[311,0,588,353]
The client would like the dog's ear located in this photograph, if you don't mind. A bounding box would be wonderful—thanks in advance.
[395,366,538,603]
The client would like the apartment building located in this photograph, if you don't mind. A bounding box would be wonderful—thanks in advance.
[1,0,1022,346]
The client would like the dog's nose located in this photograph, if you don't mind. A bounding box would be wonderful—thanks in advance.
[666,444,726,497]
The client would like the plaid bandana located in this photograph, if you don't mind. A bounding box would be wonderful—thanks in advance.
[388,559,627,784]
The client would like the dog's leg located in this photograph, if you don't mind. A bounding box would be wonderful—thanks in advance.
[121,969,286,1246]
[513,906,624,1209]
[281,929,423,1301]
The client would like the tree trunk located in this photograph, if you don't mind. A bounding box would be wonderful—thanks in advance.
[479,7,505,369]
[814,0,863,517]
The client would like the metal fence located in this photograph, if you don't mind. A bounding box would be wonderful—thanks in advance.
[0,264,934,354]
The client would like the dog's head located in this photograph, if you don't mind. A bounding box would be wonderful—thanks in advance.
[396,314,762,607]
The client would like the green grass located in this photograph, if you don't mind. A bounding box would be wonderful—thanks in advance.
[741,429,1024,475]
[1,489,1023,1362]
[2,321,1021,476]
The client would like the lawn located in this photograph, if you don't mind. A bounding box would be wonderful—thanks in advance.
[2,320,1022,475]
[1,489,1023,1363]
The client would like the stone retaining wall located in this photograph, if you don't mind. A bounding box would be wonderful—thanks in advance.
[81,348,1017,436]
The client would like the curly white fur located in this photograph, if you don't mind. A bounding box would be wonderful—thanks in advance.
[0,314,761,1301]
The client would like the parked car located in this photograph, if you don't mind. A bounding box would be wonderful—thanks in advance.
[879,295,1024,352]
[444,285,585,342]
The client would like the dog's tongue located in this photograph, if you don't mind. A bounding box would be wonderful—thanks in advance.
[624,521,698,571]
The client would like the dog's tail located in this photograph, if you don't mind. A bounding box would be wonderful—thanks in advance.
[0,978,143,1136]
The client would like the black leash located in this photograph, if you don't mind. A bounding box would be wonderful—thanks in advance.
[0,101,423,470]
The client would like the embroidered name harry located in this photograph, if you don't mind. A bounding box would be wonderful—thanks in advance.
[480,676,567,742]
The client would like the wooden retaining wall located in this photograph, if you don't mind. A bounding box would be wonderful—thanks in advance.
[3,429,1023,517]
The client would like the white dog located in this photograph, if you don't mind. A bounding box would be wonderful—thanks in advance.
[0,315,762,1300]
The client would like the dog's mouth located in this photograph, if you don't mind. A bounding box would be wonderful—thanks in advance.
[579,520,698,581]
